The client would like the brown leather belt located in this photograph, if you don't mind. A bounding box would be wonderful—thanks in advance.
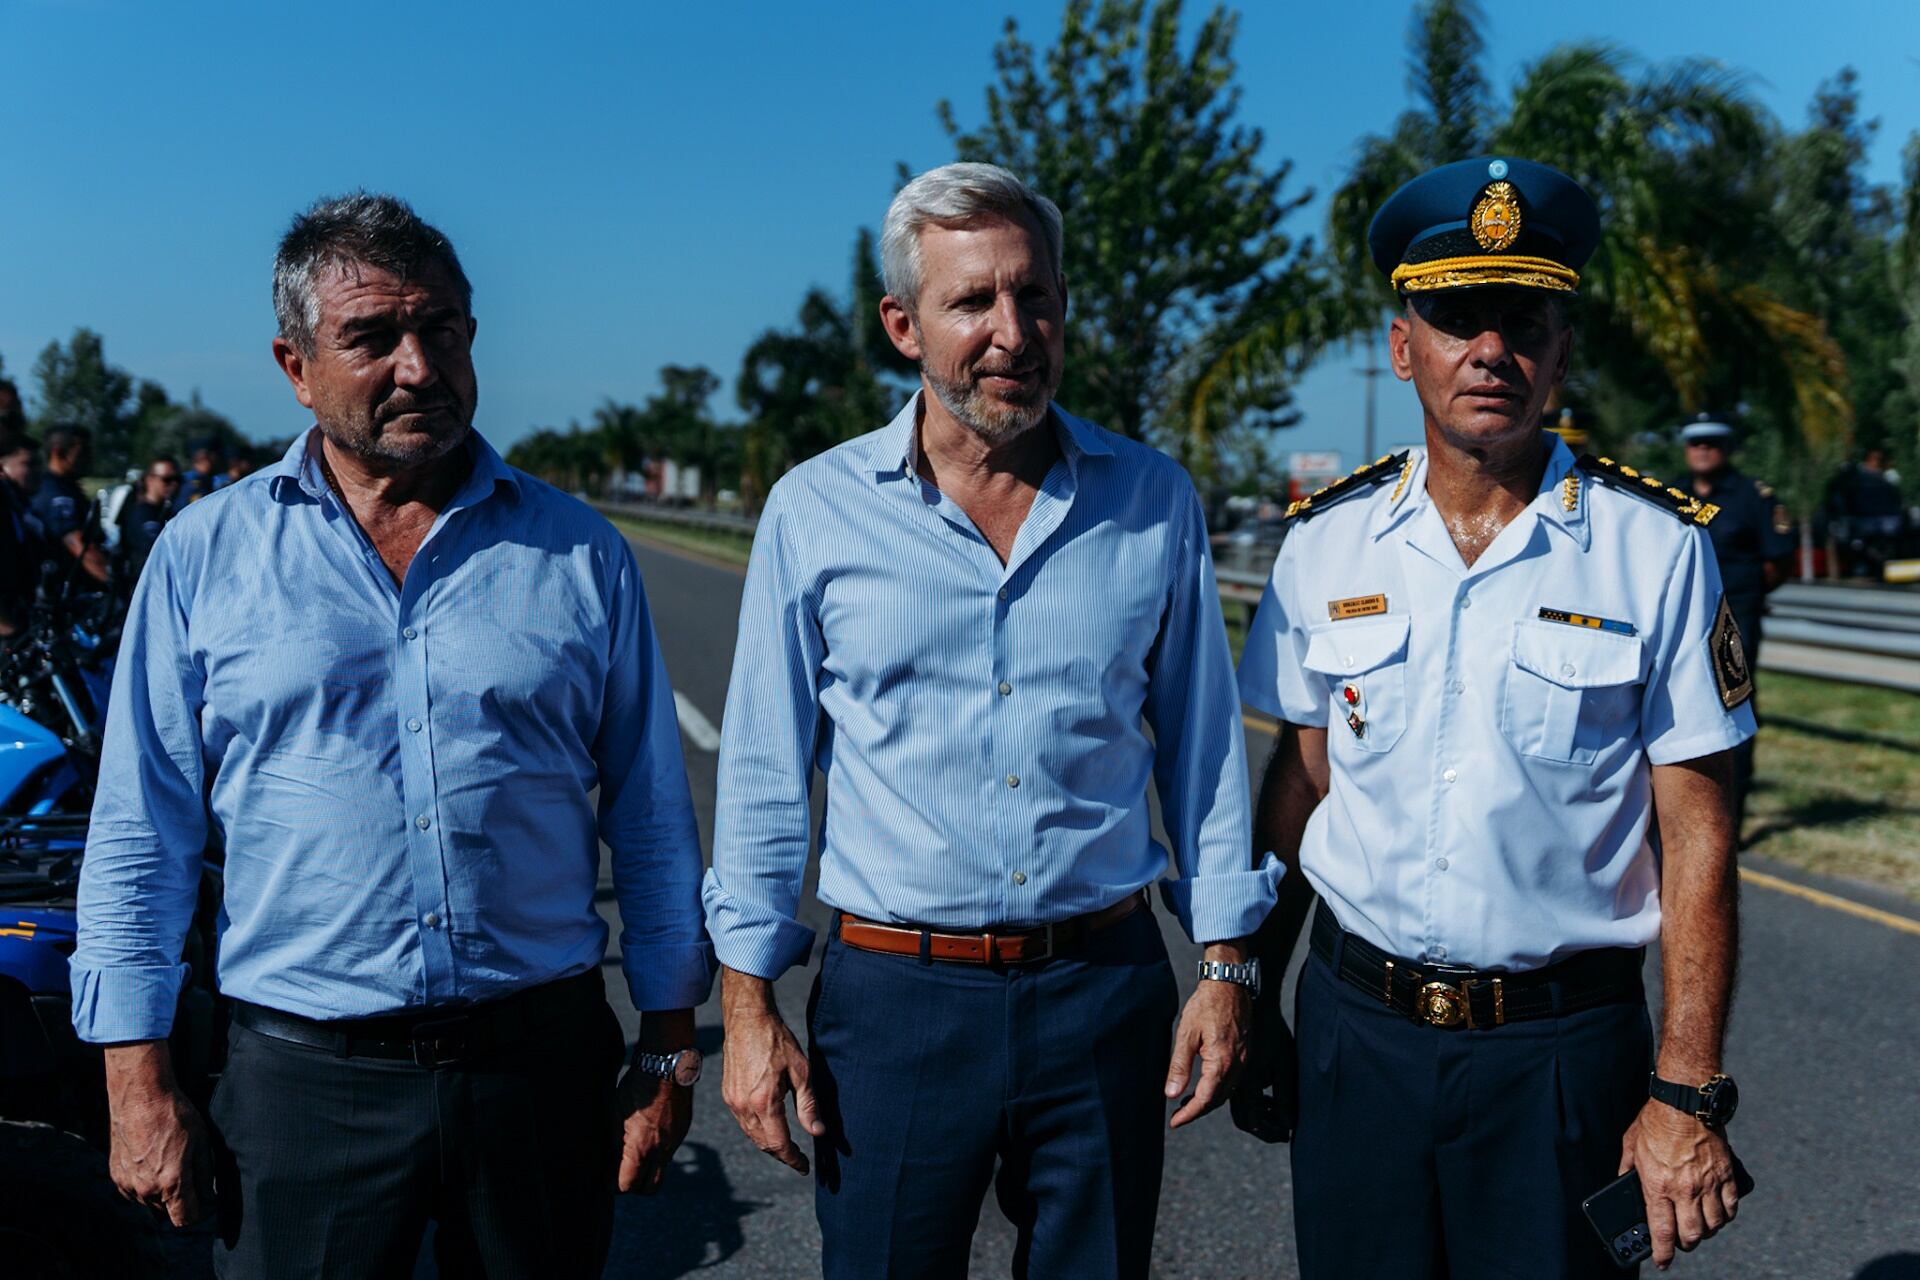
[837,890,1148,965]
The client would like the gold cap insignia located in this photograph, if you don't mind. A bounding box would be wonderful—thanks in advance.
[1470,181,1522,252]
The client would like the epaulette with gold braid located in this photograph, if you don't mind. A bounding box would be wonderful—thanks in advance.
[1575,454,1720,526]
[1284,452,1412,523]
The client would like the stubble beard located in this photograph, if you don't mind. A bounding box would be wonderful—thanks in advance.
[317,389,477,469]
[922,358,1060,445]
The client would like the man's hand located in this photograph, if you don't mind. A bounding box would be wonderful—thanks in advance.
[719,968,825,1174]
[1228,997,1298,1143]
[1165,947,1252,1130]
[103,1042,211,1227]
[615,1069,692,1194]
[1619,1101,1740,1269]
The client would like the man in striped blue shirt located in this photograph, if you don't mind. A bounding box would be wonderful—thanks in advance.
[706,163,1281,1277]
[72,194,712,1277]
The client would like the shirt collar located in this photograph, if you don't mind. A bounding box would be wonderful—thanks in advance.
[1370,435,1588,549]
[861,390,1113,480]
[269,427,521,506]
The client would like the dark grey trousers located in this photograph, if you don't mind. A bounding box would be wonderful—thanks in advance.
[208,996,625,1280]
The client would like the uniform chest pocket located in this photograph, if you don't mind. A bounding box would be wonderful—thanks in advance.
[1303,615,1411,753]
[1501,621,1644,764]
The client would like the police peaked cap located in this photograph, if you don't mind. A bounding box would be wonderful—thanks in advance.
[1368,157,1601,295]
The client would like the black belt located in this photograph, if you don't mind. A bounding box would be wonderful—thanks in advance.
[230,969,604,1068]
[1309,904,1643,1030]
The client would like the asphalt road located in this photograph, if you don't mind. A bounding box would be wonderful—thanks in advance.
[593,533,1920,1280]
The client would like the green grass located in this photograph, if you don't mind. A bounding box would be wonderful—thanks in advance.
[610,514,754,569]
[1745,671,1920,900]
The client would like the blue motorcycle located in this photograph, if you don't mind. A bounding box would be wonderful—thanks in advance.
[1,563,219,1276]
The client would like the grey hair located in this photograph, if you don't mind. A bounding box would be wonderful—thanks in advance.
[880,163,1064,312]
[272,192,472,355]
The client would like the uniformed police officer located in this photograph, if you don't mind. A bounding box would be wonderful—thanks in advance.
[29,423,111,589]
[1681,415,1793,835]
[1231,158,1754,1277]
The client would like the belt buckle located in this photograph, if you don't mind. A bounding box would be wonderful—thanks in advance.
[1418,981,1470,1029]
[410,1013,474,1068]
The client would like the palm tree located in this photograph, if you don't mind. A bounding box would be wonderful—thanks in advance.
[1183,0,1851,476]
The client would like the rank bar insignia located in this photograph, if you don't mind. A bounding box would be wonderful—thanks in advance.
[1538,607,1636,636]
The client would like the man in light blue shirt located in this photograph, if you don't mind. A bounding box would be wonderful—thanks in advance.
[72,193,712,1277]
[706,163,1280,1278]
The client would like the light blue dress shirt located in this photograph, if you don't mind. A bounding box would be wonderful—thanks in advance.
[704,395,1281,980]
[1238,440,1755,972]
[71,429,713,1042]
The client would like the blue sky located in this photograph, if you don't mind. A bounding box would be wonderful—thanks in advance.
[2,0,1914,470]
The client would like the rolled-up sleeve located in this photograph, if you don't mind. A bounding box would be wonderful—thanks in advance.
[596,539,716,1011]
[703,489,825,979]
[1148,486,1281,944]
[71,540,207,1043]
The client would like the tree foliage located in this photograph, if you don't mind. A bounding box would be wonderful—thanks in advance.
[31,328,137,469]
[935,0,1317,475]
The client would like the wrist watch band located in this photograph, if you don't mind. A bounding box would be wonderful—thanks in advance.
[1197,958,1262,996]
[1649,1071,1738,1127]
[632,1046,704,1087]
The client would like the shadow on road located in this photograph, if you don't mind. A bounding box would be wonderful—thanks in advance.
[1855,1255,1920,1280]
[607,1141,762,1277]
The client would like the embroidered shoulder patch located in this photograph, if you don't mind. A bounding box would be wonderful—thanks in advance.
[1711,596,1753,709]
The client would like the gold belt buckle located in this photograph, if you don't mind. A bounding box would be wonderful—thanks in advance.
[1419,980,1470,1029]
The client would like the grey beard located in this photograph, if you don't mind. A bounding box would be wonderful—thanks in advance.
[923,365,1054,444]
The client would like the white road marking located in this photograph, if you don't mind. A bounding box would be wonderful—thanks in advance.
[673,691,722,753]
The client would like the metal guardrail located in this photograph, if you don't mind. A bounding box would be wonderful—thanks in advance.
[602,503,1918,687]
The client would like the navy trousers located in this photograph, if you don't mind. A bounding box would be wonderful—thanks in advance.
[807,906,1179,1279]
[1291,949,1654,1280]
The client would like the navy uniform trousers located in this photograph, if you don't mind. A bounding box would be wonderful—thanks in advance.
[807,905,1178,1279]
[1291,944,1653,1280]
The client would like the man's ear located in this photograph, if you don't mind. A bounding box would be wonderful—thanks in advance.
[1387,312,1415,383]
[271,337,317,411]
[878,295,922,362]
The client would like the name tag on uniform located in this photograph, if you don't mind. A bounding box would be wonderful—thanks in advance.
[1538,607,1636,636]
[1327,593,1388,621]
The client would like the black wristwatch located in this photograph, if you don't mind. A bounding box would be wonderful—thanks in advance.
[1649,1072,1739,1128]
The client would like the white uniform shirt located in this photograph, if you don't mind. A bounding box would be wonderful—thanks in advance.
[1238,439,1755,972]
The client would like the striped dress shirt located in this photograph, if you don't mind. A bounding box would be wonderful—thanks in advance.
[71,429,712,1042]
[704,394,1280,980]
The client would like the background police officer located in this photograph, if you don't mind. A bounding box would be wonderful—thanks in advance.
[1682,415,1793,835]
[1233,158,1753,1277]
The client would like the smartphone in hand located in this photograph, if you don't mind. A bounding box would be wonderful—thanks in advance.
[1582,1159,1755,1269]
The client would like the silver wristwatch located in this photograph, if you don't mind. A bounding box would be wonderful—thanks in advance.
[1197,958,1262,996]
[631,1046,704,1087]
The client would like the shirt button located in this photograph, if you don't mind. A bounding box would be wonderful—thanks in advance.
[1449,680,1466,694]
[406,718,423,733]
[1006,774,1020,789]
[403,626,418,640]
[1459,596,1472,610]
[1443,768,1457,784]
[415,814,431,830]
[1435,857,1450,871]
[1561,662,1577,678]
[998,588,1009,601]
[998,681,1012,696]
[1431,945,1448,961]
[423,912,440,928]
[1011,871,1027,885]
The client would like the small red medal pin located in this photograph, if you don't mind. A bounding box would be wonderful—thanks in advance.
[1342,683,1365,738]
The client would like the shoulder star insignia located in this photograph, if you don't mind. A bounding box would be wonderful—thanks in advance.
[1285,452,1412,523]
[1576,454,1719,526]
